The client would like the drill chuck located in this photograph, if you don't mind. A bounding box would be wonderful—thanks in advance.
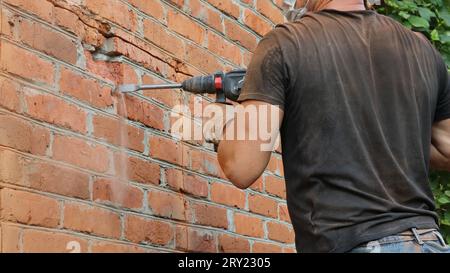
[181,75,217,95]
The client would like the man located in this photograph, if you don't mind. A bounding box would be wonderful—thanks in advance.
[212,0,450,253]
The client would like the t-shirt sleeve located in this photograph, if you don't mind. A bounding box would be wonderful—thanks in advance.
[238,30,288,110]
[434,62,450,122]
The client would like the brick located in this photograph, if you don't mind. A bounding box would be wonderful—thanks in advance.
[60,68,113,109]
[1,42,54,85]
[114,154,160,185]
[207,31,241,66]
[0,77,21,112]
[125,215,173,245]
[265,175,286,199]
[148,189,186,221]
[191,202,228,229]
[1,223,21,253]
[211,182,245,209]
[267,154,282,175]
[52,135,110,173]
[224,19,258,51]
[180,172,209,198]
[24,91,87,133]
[256,0,285,24]
[11,16,78,64]
[0,149,90,199]
[243,51,253,67]
[266,221,295,243]
[28,161,90,199]
[91,240,146,253]
[22,229,88,253]
[182,171,210,196]
[119,95,165,130]
[252,241,282,253]
[54,7,79,34]
[189,0,223,33]
[243,8,273,37]
[63,202,121,239]
[85,0,137,31]
[234,213,264,238]
[248,193,278,218]
[128,0,165,21]
[278,203,291,223]
[93,178,144,210]
[149,135,184,165]
[93,115,144,152]
[0,149,29,186]
[0,114,50,156]
[101,38,170,77]
[250,176,264,192]
[207,0,240,19]
[1,8,13,37]
[218,234,250,253]
[1,188,60,228]
[126,125,145,153]
[143,19,185,57]
[92,114,121,145]
[185,43,223,73]
[190,148,224,178]
[167,9,205,44]
[175,225,216,252]
[4,0,54,22]
[166,0,185,9]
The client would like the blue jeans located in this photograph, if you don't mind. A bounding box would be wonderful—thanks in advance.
[349,228,450,253]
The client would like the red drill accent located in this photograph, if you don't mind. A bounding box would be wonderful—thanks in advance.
[214,76,223,90]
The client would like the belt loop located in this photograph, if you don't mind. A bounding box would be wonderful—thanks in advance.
[432,231,447,247]
[411,228,424,245]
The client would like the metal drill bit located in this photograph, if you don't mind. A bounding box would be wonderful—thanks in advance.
[117,83,183,93]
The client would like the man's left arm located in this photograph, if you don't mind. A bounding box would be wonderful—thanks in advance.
[217,100,283,189]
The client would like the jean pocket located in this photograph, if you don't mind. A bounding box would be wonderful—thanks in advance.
[423,241,450,253]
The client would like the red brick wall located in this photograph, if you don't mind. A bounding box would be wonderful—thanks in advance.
[0,0,295,253]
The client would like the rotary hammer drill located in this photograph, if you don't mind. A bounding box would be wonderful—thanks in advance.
[117,69,246,104]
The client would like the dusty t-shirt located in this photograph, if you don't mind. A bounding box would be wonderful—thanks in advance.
[238,9,450,253]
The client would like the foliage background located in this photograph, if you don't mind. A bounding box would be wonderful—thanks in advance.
[376,0,450,242]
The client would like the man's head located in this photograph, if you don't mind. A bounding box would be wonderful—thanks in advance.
[294,0,370,12]
[295,0,333,12]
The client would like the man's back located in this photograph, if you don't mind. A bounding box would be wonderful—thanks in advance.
[239,9,449,252]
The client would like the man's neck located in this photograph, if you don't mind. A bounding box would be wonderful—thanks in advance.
[324,0,366,12]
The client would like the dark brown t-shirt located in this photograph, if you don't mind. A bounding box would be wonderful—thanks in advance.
[239,9,450,253]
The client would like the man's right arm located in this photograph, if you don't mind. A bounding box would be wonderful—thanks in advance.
[431,119,450,171]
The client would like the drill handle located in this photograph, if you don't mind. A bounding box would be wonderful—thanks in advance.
[222,69,246,103]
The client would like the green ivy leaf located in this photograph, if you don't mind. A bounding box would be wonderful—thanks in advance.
[441,9,450,27]
[408,15,431,28]
[399,11,411,19]
[431,29,440,41]
[418,7,435,21]
[438,196,450,204]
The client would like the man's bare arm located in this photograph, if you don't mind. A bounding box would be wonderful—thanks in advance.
[217,100,284,189]
[431,119,450,171]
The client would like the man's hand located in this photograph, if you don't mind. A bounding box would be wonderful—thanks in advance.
[202,102,237,145]
[431,119,450,171]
